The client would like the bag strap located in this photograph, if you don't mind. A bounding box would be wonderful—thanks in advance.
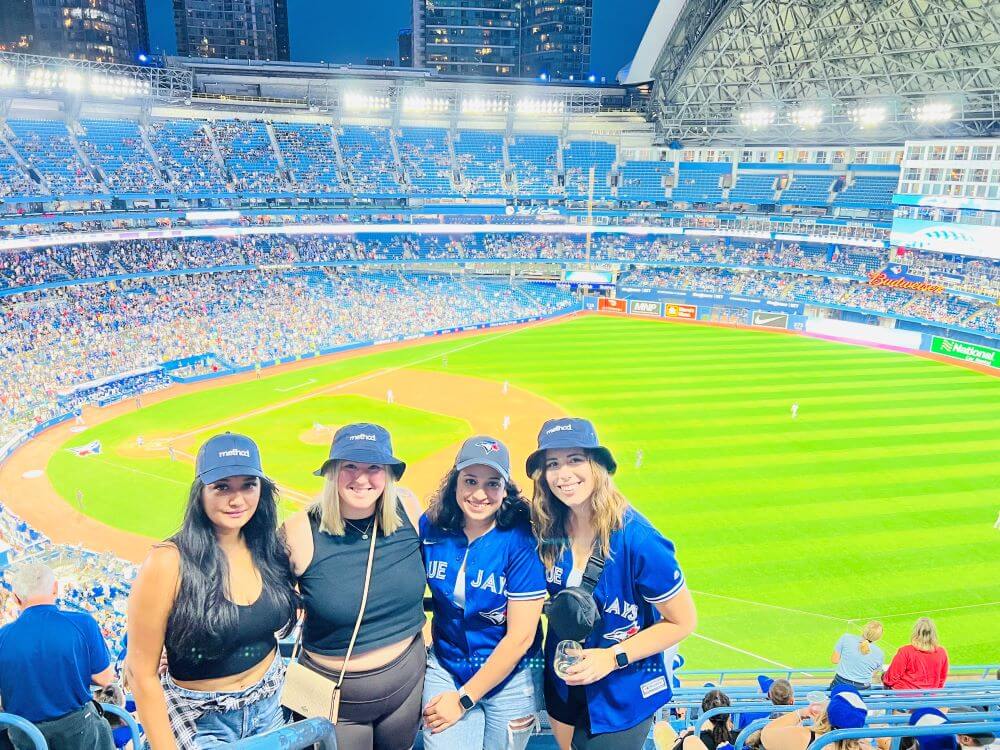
[577,537,607,595]
[334,514,379,689]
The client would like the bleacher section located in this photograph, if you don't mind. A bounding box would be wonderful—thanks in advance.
[779,173,835,206]
[397,126,454,195]
[671,162,727,204]
[337,124,401,194]
[146,119,228,193]
[0,138,39,198]
[834,175,899,211]
[6,119,100,195]
[563,140,615,199]
[618,160,669,202]
[212,120,285,193]
[454,129,507,196]
[78,119,164,194]
[272,121,347,194]
[728,173,777,205]
[509,134,559,197]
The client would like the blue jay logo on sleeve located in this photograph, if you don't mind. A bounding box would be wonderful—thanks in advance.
[476,440,500,453]
[479,603,508,625]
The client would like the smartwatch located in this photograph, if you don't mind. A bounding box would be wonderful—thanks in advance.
[613,645,630,669]
[458,687,476,712]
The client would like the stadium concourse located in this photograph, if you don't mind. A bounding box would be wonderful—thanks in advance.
[1,27,1000,750]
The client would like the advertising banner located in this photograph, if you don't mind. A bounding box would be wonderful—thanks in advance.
[930,337,999,367]
[629,300,662,317]
[663,303,697,320]
[867,264,944,294]
[599,297,627,313]
[890,218,1000,261]
[751,311,789,329]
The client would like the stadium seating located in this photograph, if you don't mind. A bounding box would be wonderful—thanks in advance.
[618,160,670,202]
[272,121,348,194]
[397,126,455,195]
[728,173,778,205]
[562,139,616,200]
[337,124,402,194]
[146,118,229,193]
[6,119,101,195]
[0,135,43,198]
[454,129,507,196]
[671,162,727,204]
[77,119,165,194]
[212,120,286,193]
[508,134,560,197]
[778,173,835,206]
[834,175,899,211]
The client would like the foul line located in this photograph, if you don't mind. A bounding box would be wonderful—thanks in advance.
[275,378,317,393]
[691,589,852,623]
[689,632,802,672]
[166,321,545,444]
[851,600,1000,621]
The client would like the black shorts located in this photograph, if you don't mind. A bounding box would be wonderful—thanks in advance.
[543,669,653,750]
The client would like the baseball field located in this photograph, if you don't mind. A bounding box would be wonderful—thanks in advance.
[7,314,999,670]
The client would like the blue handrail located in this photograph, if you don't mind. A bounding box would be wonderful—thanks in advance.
[229,718,337,749]
[677,665,1000,684]
[808,721,1000,750]
[101,703,142,749]
[0,713,47,750]
[695,696,1000,726]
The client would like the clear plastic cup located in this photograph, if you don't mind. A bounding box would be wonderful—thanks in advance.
[554,640,584,681]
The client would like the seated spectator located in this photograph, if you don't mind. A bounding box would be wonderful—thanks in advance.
[674,689,740,750]
[738,675,796,743]
[903,707,996,750]
[761,684,871,750]
[831,621,885,689]
[882,617,948,690]
[0,562,115,750]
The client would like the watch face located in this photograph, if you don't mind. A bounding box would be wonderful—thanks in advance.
[460,694,475,710]
[615,651,629,668]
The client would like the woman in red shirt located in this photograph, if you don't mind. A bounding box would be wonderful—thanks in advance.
[882,617,949,690]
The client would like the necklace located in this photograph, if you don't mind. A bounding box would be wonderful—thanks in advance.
[344,516,374,540]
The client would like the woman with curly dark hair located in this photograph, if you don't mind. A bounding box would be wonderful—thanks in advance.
[419,436,547,750]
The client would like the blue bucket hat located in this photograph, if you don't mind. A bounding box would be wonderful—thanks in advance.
[455,435,510,482]
[196,433,266,485]
[827,684,867,730]
[525,417,617,476]
[314,423,406,479]
[910,707,996,750]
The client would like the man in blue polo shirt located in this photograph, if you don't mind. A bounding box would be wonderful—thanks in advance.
[0,562,115,750]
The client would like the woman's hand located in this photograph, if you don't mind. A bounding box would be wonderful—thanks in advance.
[562,647,617,686]
[423,691,465,733]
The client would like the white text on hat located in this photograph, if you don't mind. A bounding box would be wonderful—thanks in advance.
[218,448,251,458]
[348,433,377,441]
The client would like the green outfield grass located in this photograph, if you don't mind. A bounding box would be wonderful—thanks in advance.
[49,315,1000,670]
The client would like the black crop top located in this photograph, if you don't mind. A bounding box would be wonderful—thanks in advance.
[298,502,426,656]
[166,591,288,681]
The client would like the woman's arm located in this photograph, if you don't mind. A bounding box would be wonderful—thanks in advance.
[423,598,544,733]
[564,587,697,686]
[831,651,842,664]
[125,546,181,750]
[761,706,814,750]
[881,647,905,688]
[397,486,423,529]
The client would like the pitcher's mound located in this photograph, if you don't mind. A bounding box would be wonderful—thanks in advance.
[300,424,337,445]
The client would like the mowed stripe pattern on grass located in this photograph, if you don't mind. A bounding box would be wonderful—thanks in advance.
[410,315,1000,668]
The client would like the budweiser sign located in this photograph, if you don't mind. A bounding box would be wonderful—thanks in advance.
[867,265,943,294]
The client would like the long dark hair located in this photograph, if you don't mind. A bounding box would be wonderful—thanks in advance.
[166,476,298,656]
[701,689,733,747]
[426,467,530,533]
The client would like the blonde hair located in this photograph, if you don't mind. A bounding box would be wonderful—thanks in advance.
[309,461,403,537]
[910,617,939,652]
[530,454,627,569]
[859,621,883,654]
[812,708,870,750]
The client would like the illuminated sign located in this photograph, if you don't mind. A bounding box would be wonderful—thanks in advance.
[867,265,943,294]
[663,303,697,320]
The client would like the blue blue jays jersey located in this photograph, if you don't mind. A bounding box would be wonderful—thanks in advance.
[420,514,547,698]
[544,508,686,734]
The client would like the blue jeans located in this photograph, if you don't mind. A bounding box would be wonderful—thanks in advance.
[184,685,284,748]
[421,651,541,750]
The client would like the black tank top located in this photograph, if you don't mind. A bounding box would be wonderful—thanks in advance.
[166,590,288,681]
[298,501,426,656]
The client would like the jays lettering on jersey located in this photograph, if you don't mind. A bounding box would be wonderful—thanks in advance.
[545,508,685,734]
[419,515,547,697]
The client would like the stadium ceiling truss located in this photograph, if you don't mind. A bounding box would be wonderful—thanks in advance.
[647,0,1000,145]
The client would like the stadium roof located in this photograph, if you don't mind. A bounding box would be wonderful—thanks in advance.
[631,0,1000,145]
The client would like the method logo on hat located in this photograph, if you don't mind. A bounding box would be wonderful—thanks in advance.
[526,417,617,476]
[218,448,251,458]
[196,433,265,486]
[349,433,377,441]
[545,424,573,434]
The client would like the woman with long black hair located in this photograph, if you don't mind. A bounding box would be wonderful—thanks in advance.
[126,433,297,749]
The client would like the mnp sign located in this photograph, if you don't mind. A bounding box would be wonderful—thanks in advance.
[629,300,662,317]
[930,337,999,367]
[752,310,789,329]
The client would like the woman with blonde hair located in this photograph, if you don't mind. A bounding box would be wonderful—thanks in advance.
[830,621,885,689]
[527,417,697,750]
[281,423,426,750]
[761,684,872,750]
[883,617,949,690]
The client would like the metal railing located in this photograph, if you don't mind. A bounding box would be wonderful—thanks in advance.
[0,713,46,750]
[809,721,1000,750]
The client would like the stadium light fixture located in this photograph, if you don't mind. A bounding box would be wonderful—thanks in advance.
[588,75,596,83]
[850,105,887,128]
[539,73,547,81]
[913,101,953,123]
[0,64,16,88]
[789,107,823,129]
[402,94,450,113]
[738,109,775,129]
[343,91,391,112]
[461,96,508,115]
[516,98,565,115]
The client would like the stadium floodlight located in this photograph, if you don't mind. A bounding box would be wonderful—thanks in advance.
[738,108,775,129]
[461,96,508,115]
[516,98,565,115]
[913,101,953,123]
[402,94,450,113]
[0,64,15,88]
[343,91,391,112]
[539,74,547,81]
[789,107,824,129]
[850,105,887,128]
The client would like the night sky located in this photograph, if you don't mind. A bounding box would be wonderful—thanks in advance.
[145,0,660,81]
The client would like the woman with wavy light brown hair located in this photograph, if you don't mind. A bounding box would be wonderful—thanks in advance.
[883,617,949,690]
[527,417,696,750]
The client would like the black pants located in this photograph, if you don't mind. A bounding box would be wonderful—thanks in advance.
[7,703,113,750]
[301,636,426,750]
[544,672,653,750]
[829,674,870,691]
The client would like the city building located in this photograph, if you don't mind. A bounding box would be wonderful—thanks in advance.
[0,0,149,64]
[520,0,592,81]
[398,27,413,67]
[411,0,522,77]
[173,0,289,61]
